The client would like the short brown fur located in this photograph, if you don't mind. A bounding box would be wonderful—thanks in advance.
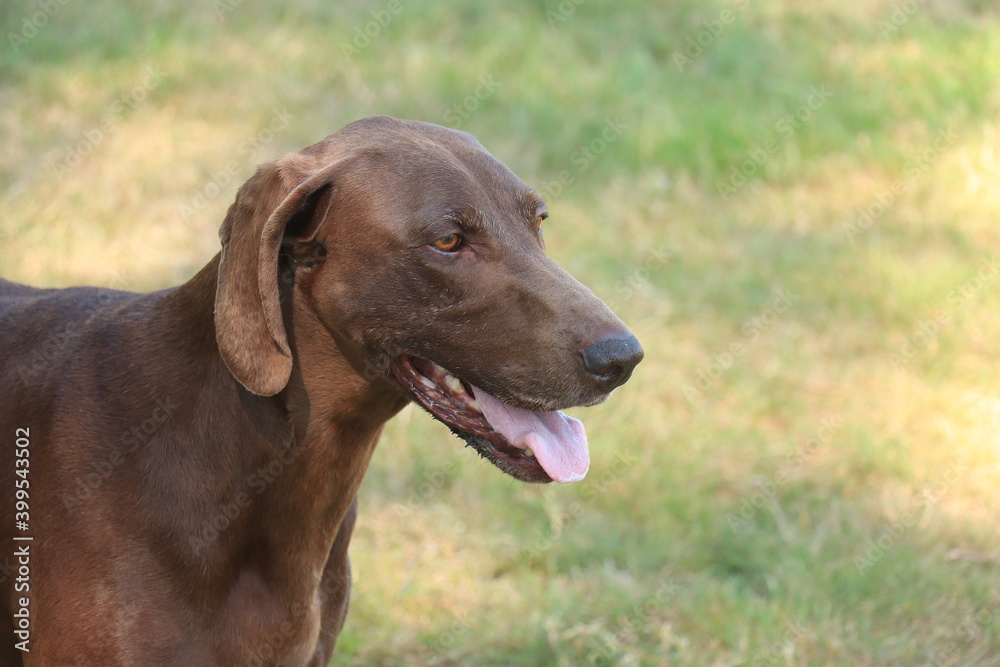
[0,116,639,665]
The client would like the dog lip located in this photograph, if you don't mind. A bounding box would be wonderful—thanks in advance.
[390,355,554,483]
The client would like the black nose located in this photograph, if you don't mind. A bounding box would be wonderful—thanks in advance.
[582,334,644,392]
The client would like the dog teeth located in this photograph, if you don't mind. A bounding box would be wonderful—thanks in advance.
[524,449,535,458]
[444,374,464,395]
[425,365,480,412]
[419,375,436,389]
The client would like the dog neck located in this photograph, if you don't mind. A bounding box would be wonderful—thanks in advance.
[162,256,407,629]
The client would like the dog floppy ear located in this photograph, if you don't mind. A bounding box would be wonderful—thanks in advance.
[215,155,339,396]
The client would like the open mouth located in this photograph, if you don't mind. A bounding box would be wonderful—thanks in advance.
[391,356,590,484]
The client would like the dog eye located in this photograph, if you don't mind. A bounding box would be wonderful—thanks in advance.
[431,234,462,252]
[536,212,548,230]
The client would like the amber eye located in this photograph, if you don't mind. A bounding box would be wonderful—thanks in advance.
[536,212,548,231]
[432,234,462,252]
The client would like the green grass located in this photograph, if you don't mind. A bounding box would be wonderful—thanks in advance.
[3,0,1000,664]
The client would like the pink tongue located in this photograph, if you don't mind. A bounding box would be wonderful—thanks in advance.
[469,384,589,483]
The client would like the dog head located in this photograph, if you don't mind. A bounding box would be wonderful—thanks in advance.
[215,116,643,483]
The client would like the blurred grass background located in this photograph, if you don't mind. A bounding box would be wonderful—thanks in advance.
[3,0,1000,664]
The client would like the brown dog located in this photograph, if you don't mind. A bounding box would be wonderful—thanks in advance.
[0,116,642,665]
